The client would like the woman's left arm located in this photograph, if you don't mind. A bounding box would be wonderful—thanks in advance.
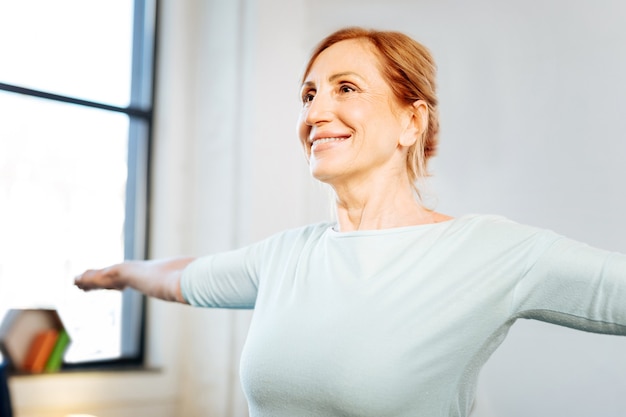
[511,237,626,334]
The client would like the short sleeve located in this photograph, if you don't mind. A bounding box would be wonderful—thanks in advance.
[180,223,331,309]
[181,243,263,309]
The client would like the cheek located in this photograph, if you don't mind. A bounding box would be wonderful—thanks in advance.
[296,115,311,159]
[297,114,310,145]
[341,100,379,134]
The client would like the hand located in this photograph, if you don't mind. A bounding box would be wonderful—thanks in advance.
[74,258,193,303]
[74,264,127,291]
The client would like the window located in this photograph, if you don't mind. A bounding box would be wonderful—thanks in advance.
[0,0,156,366]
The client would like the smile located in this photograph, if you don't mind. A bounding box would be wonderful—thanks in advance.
[310,136,350,151]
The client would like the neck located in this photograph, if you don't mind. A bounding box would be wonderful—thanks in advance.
[331,178,437,232]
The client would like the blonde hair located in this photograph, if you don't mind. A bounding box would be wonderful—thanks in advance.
[302,27,440,188]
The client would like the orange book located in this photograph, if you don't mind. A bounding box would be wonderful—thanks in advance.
[22,329,59,373]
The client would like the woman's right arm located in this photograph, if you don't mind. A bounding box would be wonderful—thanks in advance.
[74,257,196,304]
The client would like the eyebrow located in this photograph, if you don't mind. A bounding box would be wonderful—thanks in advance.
[329,71,363,82]
[301,71,364,89]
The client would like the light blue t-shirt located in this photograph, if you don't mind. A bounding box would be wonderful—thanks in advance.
[181,214,626,417]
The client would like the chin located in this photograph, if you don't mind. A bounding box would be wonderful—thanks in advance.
[309,168,344,187]
[309,166,333,184]
[308,156,353,185]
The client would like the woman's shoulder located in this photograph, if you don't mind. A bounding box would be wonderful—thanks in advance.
[449,213,534,230]
[446,213,561,246]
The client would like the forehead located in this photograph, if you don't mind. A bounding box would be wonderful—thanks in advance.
[303,39,384,82]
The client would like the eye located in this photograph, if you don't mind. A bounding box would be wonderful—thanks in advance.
[301,90,315,104]
[339,84,356,94]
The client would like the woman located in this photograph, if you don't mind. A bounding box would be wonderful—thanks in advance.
[75,27,626,417]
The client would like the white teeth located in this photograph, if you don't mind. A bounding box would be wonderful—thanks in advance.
[311,137,347,148]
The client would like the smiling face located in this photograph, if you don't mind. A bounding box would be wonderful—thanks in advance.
[297,39,419,188]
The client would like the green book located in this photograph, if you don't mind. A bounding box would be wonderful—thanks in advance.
[44,329,70,372]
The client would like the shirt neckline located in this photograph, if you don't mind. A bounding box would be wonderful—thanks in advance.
[326,216,460,238]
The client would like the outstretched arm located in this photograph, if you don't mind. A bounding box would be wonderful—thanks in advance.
[74,257,196,304]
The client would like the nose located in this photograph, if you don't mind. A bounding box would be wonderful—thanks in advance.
[304,90,333,126]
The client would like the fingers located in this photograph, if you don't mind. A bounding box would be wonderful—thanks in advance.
[74,266,125,291]
[74,269,97,291]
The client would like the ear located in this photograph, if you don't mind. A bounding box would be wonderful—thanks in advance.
[398,100,429,148]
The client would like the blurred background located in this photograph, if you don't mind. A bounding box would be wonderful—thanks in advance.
[1,0,625,416]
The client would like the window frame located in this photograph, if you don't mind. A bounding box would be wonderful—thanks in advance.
[0,0,158,370]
